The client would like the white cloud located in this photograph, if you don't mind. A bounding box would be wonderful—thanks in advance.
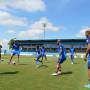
[0,10,28,26]
[18,17,60,39]
[77,27,90,38]
[0,0,46,12]
[7,30,16,34]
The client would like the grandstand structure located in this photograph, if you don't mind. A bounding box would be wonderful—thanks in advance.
[16,39,86,53]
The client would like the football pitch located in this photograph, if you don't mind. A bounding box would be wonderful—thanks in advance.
[0,55,89,90]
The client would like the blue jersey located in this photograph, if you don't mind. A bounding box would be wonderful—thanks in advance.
[36,48,41,59]
[88,53,90,67]
[86,36,90,67]
[57,45,66,58]
[41,48,46,53]
[36,48,41,55]
[70,47,75,55]
[12,43,20,51]
[86,36,90,44]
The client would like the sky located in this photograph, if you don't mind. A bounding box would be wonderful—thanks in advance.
[0,0,90,49]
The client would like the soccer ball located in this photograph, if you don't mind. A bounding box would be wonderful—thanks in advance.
[11,61,16,65]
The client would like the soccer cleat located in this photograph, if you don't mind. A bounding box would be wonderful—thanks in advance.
[41,61,43,64]
[51,73,58,76]
[57,71,61,75]
[36,60,39,64]
[71,62,74,64]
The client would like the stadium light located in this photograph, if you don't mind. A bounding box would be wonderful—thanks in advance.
[42,23,47,40]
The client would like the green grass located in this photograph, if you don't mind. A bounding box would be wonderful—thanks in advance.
[0,55,89,90]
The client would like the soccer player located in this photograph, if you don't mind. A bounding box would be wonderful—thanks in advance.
[52,40,67,76]
[41,46,47,62]
[9,41,20,64]
[70,46,75,64]
[35,45,43,64]
[0,44,2,63]
[84,30,90,81]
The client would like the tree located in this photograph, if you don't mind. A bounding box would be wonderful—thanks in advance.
[8,38,16,49]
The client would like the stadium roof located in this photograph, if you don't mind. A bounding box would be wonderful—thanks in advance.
[16,39,86,42]
[16,39,86,45]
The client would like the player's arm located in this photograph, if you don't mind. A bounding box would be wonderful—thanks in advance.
[45,48,46,52]
[11,44,14,50]
[74,48,75,53]
[84,44,90,61]
[84,50,88,61]
[40,49,42,55]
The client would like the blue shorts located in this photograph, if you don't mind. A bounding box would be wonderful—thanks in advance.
[12,50,20,55]
[59,56,66,64]
[36,54,42,59]
[71,55,74,59]
[88,61,90,69]
[88,56,90,69]
[42,53,46,57]
[35,54,42,64]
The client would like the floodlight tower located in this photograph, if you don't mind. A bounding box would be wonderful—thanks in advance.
[42,23,47,40]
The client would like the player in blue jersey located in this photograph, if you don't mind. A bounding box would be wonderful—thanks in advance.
[35,45,43,64]
[52,40,67,76]
[84,30,90,81]
[0,45,2,63]
[9,41,20,64]
[70,46,75,64]
[41,46,47,62]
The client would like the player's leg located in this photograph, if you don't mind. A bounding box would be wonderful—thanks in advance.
[58,57,66,73]
[44,54,47,61]
[9,50,16,64]
[51,56,66,76]
[41,54,46,63]
[17,50,20,64]
[39,54,43,64]
[36,54,43,64]
[51,60,61,76]
[88,69,90,81]
[88,61,90,81]
[35,54,39,64]
[9,54,15,64]
[17,55,20,64]
[0,52,1,63]
[71,55,74,64]
[54,58,62,75]
[41,54,44,61]
[56,60,61,73]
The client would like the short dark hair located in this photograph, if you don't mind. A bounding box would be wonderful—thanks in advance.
[37,45,39,49]
[57,40,61,45]
[85,30,90,36]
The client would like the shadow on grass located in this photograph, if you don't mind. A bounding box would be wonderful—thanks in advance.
[73,62,79,64]
[37,64,48,68]
[0,71,19,75]
[45,61,50,63]
[61,71,72,75]
[19,64,28,65]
